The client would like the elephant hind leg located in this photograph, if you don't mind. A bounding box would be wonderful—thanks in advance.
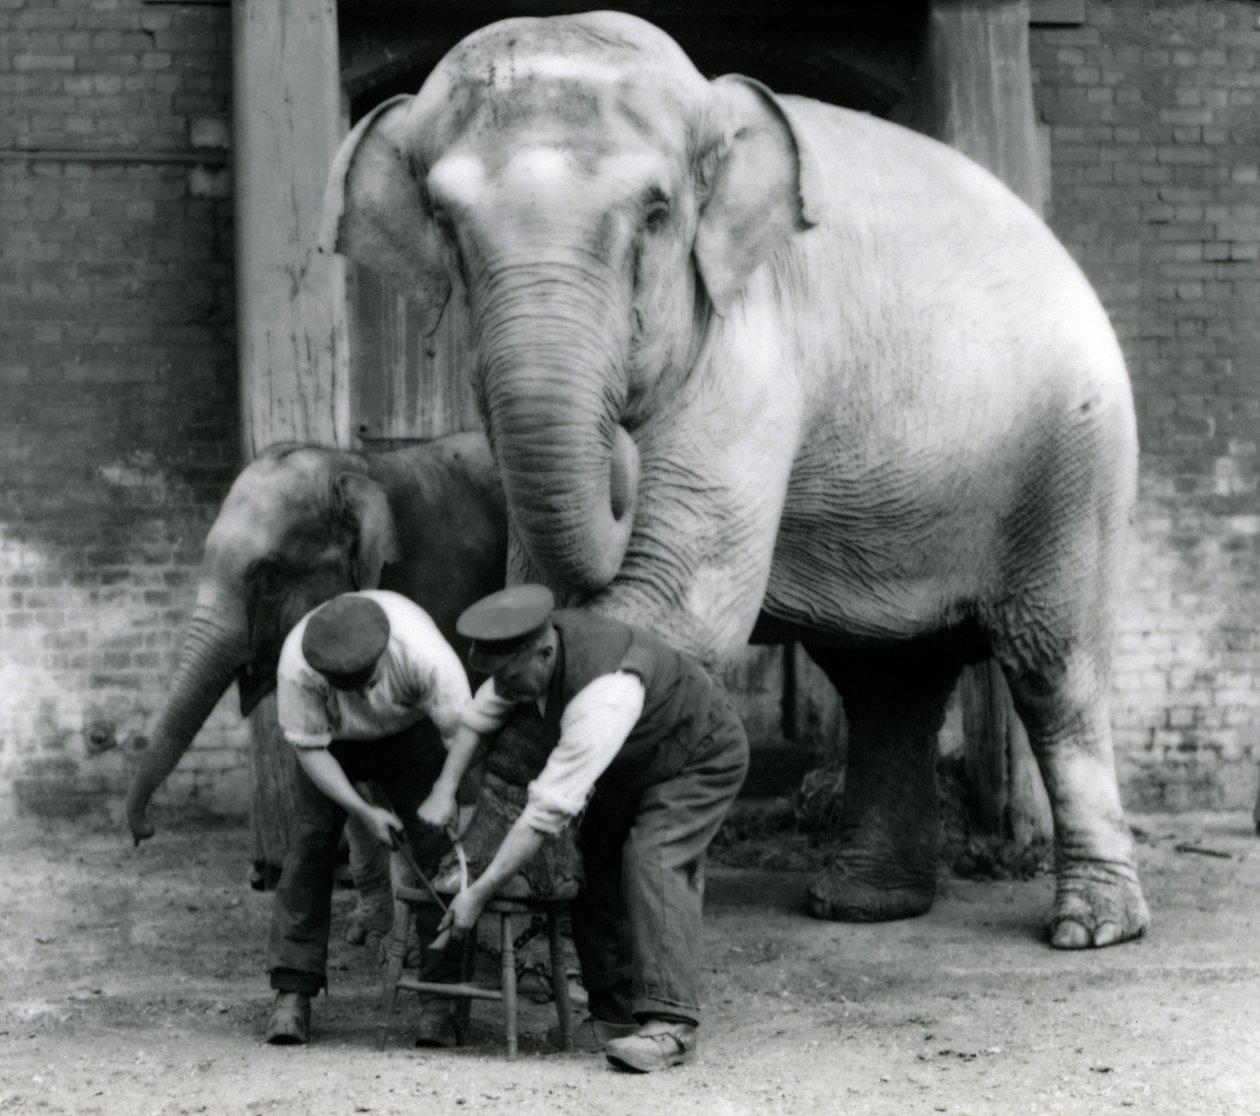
[804,644,962,923]
[991,611,1149,949]
[983,390,1147,947]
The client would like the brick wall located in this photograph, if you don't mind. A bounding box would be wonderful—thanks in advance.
[1030,0,1260,810]
[0,0,246,820]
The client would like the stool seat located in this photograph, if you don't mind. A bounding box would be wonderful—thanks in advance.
[399,880,580,908]
[425,866,581,903]
[377,884,575,1057]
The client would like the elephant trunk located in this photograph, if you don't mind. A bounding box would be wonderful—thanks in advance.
[476,260,640,591]
[125,590,247,844]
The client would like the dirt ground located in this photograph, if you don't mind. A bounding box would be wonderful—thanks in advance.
[1,810,1258,1116]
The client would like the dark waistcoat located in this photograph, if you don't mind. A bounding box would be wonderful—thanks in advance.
[542,609,717,796]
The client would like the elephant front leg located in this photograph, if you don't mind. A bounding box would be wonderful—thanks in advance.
[344,813,395,953]
[1005,662,1149,949]
[805,646,959,923]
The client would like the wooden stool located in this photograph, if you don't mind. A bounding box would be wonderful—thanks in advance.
[377,884,574,1058]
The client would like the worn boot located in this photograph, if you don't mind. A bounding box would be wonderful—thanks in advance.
[605,1020,697,1072]
[547,1015,638,1052]
[264,991,311,1046]
[414,996,461,1048]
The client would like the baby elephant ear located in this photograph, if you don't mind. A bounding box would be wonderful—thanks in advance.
[694,75,825,314]
[320,95,451,336]
[334,472,401,590]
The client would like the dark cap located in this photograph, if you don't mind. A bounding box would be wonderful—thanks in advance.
[456,584,555,673]
[301,595,390,690]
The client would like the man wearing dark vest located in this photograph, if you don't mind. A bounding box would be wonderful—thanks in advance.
[421,585,749,1073]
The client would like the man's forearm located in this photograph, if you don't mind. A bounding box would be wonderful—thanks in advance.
[433,724,481,796]
[468,816,546,900]
[295,747,370,819]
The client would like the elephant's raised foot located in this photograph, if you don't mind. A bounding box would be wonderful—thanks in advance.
[1046,877,1150,949]
[806,864,936,923]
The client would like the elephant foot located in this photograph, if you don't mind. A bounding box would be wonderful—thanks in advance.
[807,858,936,923]
[345,904,393,948]
[1046,873,1150,949]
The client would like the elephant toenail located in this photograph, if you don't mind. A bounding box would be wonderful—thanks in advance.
[1050,919,1091,950]
[1092,921,1121,947]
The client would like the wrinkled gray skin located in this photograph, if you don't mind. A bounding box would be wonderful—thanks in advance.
[324,12,1149,948]
[124,432,506,844]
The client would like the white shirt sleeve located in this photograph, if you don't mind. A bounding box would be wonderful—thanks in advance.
[520,671,646,835]
[461,675,519,735]
[394,624,471,741]
[275,621,334,750]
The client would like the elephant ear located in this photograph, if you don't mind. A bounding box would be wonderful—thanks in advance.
[320,94,451,336]
[334,472,402,590]
[694,75,825,314]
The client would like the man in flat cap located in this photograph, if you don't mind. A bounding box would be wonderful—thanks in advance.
[421,585,749,1073]
[264,589,475,1047]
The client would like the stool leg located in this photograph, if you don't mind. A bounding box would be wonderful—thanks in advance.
[458,925,475,1031]
[377,898,413,1052]
[500,912,517,1059]
[547,910,573,1052]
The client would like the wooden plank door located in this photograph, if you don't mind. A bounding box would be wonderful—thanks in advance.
[349,268,481,447]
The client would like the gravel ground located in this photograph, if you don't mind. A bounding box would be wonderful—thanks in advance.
[1,810,1257,1115]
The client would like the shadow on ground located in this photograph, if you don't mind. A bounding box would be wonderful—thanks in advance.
[0,812,1257,1115]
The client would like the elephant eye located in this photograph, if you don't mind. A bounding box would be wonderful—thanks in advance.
[643,192,670,232]
[422,184,451,233]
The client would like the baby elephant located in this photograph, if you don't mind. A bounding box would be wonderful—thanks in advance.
[124,431,506,846]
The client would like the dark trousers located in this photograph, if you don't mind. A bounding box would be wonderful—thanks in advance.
[268,732,448,996]
[571,700,749,1028]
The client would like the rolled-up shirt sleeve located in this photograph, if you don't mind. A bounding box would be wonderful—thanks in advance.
[276,624,334,750]
[520,671,646,835]
[277,677,334,749]
[461,676,519,736]
[284,724,334,750]
[404,640,471,743]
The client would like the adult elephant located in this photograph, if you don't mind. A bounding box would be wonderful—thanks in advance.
[124,432,506,845]
[323,12,1148,949]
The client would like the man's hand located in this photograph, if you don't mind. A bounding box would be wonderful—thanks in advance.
[416,785,457,831]
[359,804,405,849]
[435,885,486,944]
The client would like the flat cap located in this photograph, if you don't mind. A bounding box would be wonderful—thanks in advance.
[301,594,390,689]
[457,584,555,673]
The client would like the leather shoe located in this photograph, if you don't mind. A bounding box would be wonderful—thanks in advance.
[605,1022,697,1072]
[264,992,310,1046]
[414,1000,461,1049]
[547,1015,638,1052]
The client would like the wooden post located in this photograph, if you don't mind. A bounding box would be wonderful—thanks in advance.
[922,0,1045,213]
[922,0,1053,845]
[232,0,348,875]
[233,0,351,457]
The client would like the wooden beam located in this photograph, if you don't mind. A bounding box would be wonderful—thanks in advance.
[923,0,1045,215]
[232,0,349,876]
[922,0,1053,846]
[233,0,351,457]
